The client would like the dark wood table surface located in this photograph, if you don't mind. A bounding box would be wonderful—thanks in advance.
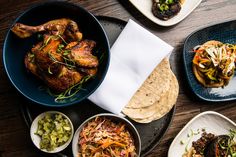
[1,0,236,157]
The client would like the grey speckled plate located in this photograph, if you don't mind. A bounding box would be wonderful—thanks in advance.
[183,20,236,101]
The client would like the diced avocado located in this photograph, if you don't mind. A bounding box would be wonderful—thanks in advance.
[35,113,72,151]
[168,0,173,4]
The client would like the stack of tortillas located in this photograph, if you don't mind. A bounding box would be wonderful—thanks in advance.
[122,57,179,123]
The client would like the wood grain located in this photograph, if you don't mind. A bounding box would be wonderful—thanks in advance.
[0,0,236,157]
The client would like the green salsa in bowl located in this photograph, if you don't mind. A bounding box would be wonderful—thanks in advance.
[30,111,74,153]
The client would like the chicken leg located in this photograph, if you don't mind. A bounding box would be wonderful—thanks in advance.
[11,18,82,41]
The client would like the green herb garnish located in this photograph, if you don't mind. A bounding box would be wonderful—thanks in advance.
[39,36,53,50]
[47,66,53,75]
[57,44,65,53]
[48,51,76,69]
[167,0,173,4]
[180,140,185,145]
[63,50,71,56]
[57,34,68,45]
[48,75,93,102]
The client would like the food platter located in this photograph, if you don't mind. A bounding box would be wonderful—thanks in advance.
[168,111,236,157]
[20,16,176,157]
[183,20,236,101]
[129,0,202,26]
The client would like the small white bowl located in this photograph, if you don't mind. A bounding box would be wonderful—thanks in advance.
[30,111,74,153]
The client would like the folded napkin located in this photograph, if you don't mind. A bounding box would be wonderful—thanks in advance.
[88,19,173,114]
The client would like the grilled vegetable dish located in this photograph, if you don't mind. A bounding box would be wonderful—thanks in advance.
[35,113,72,151]
[152,0,184,20]
[78,116,137,157]
[192,40,236,88]
[11,18,99,101]
[183,130,236,157]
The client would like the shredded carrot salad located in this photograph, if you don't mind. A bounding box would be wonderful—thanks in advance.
[78,116,137,157]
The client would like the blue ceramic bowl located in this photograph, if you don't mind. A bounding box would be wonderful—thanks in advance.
[3,2,110,107]
[183,20,236,101]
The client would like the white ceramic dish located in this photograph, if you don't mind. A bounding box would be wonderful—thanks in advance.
[30,111,74,153]
[168,111,236,157]
[129,0,202,26]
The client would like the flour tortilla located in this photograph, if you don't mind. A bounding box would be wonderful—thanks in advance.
[132,73,179,123]
[122,90,169,119]
[122,57,179,123]
[125,58,172,109]
[122,72,178,122]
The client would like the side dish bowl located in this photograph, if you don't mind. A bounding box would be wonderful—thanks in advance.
[72,113,141,157]
[3,1,110,107]
[30,111,74,153]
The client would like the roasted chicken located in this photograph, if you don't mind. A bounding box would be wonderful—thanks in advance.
[12,18,99,93]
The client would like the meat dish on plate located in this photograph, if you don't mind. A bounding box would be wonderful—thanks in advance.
[11,18,99,101]
[152,0,185,20]
[182,129,236,157]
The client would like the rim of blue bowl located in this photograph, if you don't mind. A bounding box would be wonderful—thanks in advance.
[2,1,110,107]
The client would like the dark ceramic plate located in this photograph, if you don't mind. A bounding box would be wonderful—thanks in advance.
[3,1,110,107]
[183,20,236,101]
[21,16,175,157]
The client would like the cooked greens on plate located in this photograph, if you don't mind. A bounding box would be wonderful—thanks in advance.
[35,113,72,151]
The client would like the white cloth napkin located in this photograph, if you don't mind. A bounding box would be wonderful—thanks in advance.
[88,19,173,114]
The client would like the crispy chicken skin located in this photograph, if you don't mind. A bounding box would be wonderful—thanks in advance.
[24,53,39,77]
[25,54,83,92]
[68,40,99,68]
[11,18,82,41]
[44,67,83,92]
[12,19,99,93]
[77,67,98,77]
[25,52,83,92]
[32,37,63,75]
[24,35,84,92]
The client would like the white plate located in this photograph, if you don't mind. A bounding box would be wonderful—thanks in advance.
[129,0,202,26]
[168,111,236,157]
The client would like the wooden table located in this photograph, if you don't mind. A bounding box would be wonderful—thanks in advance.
[0,0,236,156]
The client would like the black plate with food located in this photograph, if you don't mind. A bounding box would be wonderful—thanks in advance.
[21,16,176,157]
[183,20,236,101]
